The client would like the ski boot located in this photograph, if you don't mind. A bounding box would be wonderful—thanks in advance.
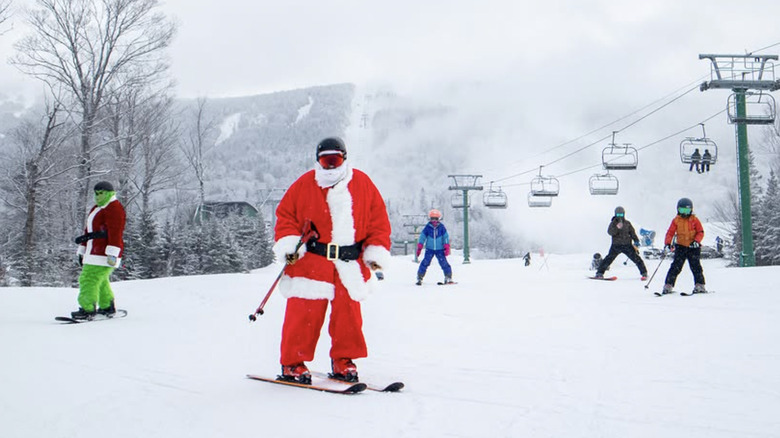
[97,300,116,317]
[330,358,359,382]
[443,276,454,284]
[692,283,708,294]
[661,284,674,295]
[279,363,312,384]
[415,276,423,286]
[593,272,604,279]
[640,273,648,281]
[71,307,96,320]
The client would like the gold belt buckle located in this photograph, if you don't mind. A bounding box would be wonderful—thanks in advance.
[326,243,340,260]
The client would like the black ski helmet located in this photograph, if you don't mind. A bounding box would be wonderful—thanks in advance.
[614,206,625,216]
[677,197,693,216]
[316,137,347,160]
[94,181,114,192]
[677,197,693,210]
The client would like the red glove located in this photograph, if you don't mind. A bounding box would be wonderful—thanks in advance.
[444,243,451,256]
[416,243,423,257]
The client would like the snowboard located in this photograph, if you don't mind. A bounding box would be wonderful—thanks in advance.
[310,371,404,392]
[55,309,128,324]
[246,374,366,394]
[587,276,617,281]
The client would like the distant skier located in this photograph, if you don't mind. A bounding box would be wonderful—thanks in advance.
[72,181,126,320]
[590,252,603,271]
[701,149,713,173]
[416,209,453,285]
[593,206,648,280]
[689,148,702,173]
[660,198,707,295]
[523,252,531,266]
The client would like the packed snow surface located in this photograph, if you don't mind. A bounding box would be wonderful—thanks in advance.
[1,253,778,438]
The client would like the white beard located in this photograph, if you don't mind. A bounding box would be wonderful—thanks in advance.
[315,162,349,188]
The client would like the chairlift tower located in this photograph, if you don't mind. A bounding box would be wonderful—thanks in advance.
[403,214,429,263]
[448,174,483,264]
[699,53,780,267]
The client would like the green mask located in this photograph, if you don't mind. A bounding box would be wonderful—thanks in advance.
[94,190,115,207]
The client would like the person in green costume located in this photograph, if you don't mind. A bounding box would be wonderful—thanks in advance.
[72,181,126,320]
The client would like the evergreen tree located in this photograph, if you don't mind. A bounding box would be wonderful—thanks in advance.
[757,170,780,265]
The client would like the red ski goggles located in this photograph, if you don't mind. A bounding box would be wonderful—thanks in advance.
[318,152,345,169]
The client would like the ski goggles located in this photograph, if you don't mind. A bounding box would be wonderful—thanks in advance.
[318,152,345,169]
[615,213,624,217]
[677,206,692,215]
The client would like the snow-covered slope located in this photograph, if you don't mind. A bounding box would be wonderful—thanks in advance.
[1,254,778,438]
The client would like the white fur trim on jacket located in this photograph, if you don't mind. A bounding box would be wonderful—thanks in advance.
[279,275,335,300]
[273,235,308,262]
[362,244,392,270]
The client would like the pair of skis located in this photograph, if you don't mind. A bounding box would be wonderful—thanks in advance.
[247,371,404,395]
[654,290,714,297]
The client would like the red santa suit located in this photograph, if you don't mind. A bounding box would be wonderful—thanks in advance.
[273,164,391,366]
[77,196,126,267]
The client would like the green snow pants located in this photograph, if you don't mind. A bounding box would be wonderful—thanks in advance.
[77,264,115,311]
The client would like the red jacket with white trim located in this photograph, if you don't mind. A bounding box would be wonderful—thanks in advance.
[273,166,392,301]
[77,197,126,267]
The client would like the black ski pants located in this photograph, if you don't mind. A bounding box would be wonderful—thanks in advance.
[664,244,705,286]
[597,243,647,276]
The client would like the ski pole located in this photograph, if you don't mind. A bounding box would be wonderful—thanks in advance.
[248,219,317,321]
[643,250,667,289]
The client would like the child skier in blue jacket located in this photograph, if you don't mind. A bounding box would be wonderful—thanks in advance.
[416,209,453,285]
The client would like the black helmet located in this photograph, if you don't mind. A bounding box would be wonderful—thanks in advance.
[94,181,114,192]
[677,197,693,216]
[614,206,625,216]
[593,252,602,259]
[316,137,347,160]
[677,197,693,209]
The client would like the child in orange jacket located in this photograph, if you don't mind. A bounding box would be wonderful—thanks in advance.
[660,198,706,294]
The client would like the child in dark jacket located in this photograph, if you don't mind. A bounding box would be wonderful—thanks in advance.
[416,209,453,285]
[594,206,648,279]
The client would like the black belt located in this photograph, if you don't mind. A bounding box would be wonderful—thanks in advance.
[306,240,362,261]
[74,230,107,244]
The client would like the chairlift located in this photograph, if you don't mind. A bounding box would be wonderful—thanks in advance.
[588,172,619,195]
[602,131,638,170]
[727,91,776,125]
[482,183,508,209]
[527,192,552,208]
[530,166,560,197]
[451,191,469,208]
[680,124,718,167]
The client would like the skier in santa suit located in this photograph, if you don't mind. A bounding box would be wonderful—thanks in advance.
[273,137,392,384]
[71,181,126,320]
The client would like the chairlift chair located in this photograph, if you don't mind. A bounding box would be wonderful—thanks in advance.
[527,192,552,208]
[530,167,560,197]
[727,91,777,125]
[482,186,508,209]
[680,138,718,165]
[602,143,639,170]
[588,173,619,195]
[451,191,469,208]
